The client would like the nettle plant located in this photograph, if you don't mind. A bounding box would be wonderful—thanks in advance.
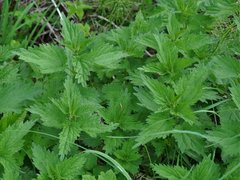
[0,0,240,179]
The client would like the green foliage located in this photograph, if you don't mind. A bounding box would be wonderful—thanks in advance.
[0,121,34,179]
[32,144,86,179]
[17,44,67,74]
[30,79,115,158]
[1,0,240,179]
[0,80,41,112]
[153,156,220,180]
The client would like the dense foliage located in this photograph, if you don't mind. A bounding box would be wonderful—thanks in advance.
[1,0,240,179]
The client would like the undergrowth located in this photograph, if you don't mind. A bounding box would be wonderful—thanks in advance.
[0,0,240,179]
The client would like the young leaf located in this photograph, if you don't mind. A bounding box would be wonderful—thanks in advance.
[30,79,115,158]
[61,16,86,52]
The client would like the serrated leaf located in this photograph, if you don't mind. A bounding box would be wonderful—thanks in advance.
[0,121,34,178]
[142,76,176,110]
[32,144,86,179]
[191,156,219,180]
[80,42,128,69]
[0,112,26,131]
[0,81,41,112]
[103,137,123,154]
[57,154,86,178]
[100,82,142,130]
[59,122,81,158]
[230,84,240,110]
[0,45,13,61]
[205,0,238,19]
[173,123,206,157]
[135,113,175,146]
[176,34,213,51]
[98,170,117,180]
[0,63,19,84]
[30,80,114,157]
[134,87,159,111]
[207,120,240,157]
[61,16,86,52]
[114,141,141,174]
[29,102,66,129]
[152,164,189,180]
[212,56,240,79]
[174,67,208,105]
[17,44,67,73]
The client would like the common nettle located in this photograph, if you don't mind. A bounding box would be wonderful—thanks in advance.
[0,0,240,179]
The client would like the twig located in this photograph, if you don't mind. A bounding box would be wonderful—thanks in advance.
[34,1,60,42]
[89,14,119,28]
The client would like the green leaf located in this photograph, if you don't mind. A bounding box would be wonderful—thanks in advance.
[222,158,240,180]
[0,121,34,178]
[152,164,189,180]
[0,81,41,112]
[218,101,240,122]
[212,56,240,79]
[61,16,86,52]
[30,102,66,129]
[0,112,26,131]
[114,141,141,174]
[135,113,175,146]
[167,14,181,39]
[30,80,114,158]
[103,137,123,154]
[32,144,86,179]
[230,84,240,110]
[205,0,239,19]
[17,44,67,74]
[32,144,59,176]
[207,120,240,157]
[142,76,176,111]
[153,157,219,180]
[82,175,96,180]
[173,123,206,157]
[99,82,142,131]
[176,33,213,51]
[0,63,19,85]
[66,1,91,20]
[80,42,128,69]
[174,67,208,105]
[134,87,159,111]
[190,156,219,180]
[98,170,117,180]
[0,45,13,61]
[59,122,81,158]
[57,154,86,178]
